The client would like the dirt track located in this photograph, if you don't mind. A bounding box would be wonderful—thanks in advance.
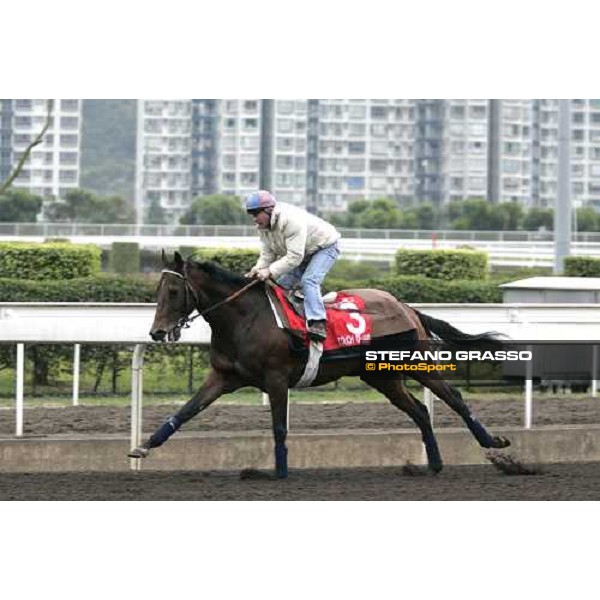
[1,395,600,436]
[1,463,599,500]
[1,397,599,500]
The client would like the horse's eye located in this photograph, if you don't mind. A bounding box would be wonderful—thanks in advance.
[168,288,178,298]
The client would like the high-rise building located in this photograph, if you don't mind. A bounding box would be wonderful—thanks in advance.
[135,99,600,224]
[135,100,193,224]
[0,99,82,199]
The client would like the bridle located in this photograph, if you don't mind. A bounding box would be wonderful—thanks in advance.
[160,268,261,333]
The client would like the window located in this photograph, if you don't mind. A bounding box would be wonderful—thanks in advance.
[240,154,258,169]
[240,136,259,150]
[59,134,78,147]
[60,152,78,165]
[349,123,365,137]
[276,155,294,169]
[348,159,365,172]
[61,100,79,112]
[243,100,258,112]
[347,177,365,190]
[348,105,366,119]
[369,159,387,173]
[59,170,77,183]
[277,101,294,115]
[451,106,465,119]
[277,119,294,134]
[371,106,387,119]
[60,116,79,129]
[469,123,486,136]
[348,142,365,154]
[503,160,521,173]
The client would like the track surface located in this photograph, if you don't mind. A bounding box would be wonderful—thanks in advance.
[1,463,599,500]
[1,397,599,500]
[1,395,599,436]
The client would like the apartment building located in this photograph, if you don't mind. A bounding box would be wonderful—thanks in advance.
[532,99,600,209]
[135,100,193,223]
[135,99,600,224]
[0,99,82,199]
[310,99,415,212]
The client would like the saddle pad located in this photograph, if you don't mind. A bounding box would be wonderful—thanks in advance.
[268,284,373,351]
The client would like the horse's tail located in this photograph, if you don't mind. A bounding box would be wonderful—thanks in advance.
[414,309,504,352]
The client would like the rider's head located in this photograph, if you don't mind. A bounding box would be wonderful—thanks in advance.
[246,190,276,230]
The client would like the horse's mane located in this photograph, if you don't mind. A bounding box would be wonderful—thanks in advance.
[186,259,248,287]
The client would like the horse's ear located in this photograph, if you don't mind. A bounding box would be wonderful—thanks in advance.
[174,251,184,269]
[161,249,168,266]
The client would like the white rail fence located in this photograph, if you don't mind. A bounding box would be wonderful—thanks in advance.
[1,302,600,468]
[4,225,600,267]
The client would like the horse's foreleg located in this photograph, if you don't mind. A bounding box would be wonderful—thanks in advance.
[128,369,241,459]
[266,374,290,479]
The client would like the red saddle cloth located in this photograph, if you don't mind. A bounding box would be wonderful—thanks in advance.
[270,285,373,351]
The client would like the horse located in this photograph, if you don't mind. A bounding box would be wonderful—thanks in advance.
[128,251,510,477]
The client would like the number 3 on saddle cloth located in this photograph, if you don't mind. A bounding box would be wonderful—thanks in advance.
[266,283,373,352]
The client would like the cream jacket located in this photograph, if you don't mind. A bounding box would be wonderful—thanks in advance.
[254,202,341,279]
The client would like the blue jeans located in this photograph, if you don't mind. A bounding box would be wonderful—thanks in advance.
[276,242,341,322]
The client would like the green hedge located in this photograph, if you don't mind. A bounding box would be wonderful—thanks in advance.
[0,242,101,280]
[185,248,260,275]
[325,275,501,303]
[0,274,156,303]
[564,256,600,277]
[395,249,488,280]
[110,242,140,274]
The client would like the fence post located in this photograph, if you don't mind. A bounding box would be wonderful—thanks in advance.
[72,344,80,407]
[524,345,533,428]
[130,344,146,471]
[16,344,25,437]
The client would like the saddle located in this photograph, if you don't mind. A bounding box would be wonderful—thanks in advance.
[265,283,416,353]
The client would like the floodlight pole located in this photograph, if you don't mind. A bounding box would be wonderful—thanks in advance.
[554,99,572,274]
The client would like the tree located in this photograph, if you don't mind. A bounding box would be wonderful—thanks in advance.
[0,189,43,222]
[45,189,134,223]
[576,207,599,232]
[497,201,525,231]
[146,197,168,224]
[356,198,403,229]
[403,203,437,229]
[180,194,246,225]
[523,207,554,231]
[0,100,53,195]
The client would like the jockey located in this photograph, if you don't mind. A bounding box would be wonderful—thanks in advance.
[245,190,341,342]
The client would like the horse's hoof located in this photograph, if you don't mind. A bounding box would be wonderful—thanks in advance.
[492,436,511,449]
[128,446,149,459]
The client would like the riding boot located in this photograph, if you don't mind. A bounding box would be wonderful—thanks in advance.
[307,319,327,342]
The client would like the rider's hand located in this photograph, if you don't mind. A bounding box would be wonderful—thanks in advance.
[256,267,271,281]
[244,267,259,279]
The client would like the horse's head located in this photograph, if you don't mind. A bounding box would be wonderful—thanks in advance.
[150,251,195,342]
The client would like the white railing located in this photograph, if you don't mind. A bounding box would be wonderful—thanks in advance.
[3,223,600,267]
[2,301,600,459]
[2,221,599,242]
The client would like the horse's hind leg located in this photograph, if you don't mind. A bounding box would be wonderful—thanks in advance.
[363,376,443,473]
[415,372,510,449]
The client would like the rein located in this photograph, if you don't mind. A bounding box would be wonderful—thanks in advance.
[161,269,261,330]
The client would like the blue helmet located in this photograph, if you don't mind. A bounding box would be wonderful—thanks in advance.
[245,190,277,213]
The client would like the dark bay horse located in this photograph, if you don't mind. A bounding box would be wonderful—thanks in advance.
[128,252,510,477]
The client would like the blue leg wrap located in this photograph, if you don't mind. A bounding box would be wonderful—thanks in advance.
[149,415,181,448]
[468,415,494,447]
[275,444,288,478]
